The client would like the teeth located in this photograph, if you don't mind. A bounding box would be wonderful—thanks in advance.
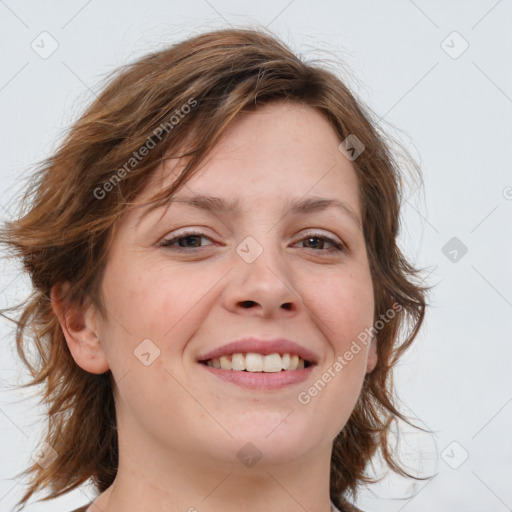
[263,353,282,373]
[246,352,263,372]
[231,353,246,371]
[205,353,308,372]
[219,355,231,370]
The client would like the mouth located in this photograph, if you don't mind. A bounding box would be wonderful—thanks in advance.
[198,353,315,390]
[196,338,318,389]
[198,352,313,372]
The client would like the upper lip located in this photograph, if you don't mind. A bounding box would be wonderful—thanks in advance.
[197,337,319,365]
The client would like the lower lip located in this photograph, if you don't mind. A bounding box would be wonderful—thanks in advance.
[199,363,314,390]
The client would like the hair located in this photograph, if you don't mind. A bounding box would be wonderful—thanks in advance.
[0,25,433,511]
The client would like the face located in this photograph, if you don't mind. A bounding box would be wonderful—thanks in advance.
[57,101,377,474]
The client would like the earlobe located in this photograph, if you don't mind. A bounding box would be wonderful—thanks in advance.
[366,335,378,373]
[51,281,110,374]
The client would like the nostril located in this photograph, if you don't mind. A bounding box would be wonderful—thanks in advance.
[241,300,256,308]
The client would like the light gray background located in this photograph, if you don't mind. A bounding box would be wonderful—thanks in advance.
[1,1,511,511]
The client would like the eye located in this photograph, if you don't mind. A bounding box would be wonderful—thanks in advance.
[159,230,346,253]
[295,232,345,252]
[159,230,214,250]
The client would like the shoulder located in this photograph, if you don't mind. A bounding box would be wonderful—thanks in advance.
[335,496,366,512]
[69,505,91,512]
[343,503,365,512]
[73,500,365,512]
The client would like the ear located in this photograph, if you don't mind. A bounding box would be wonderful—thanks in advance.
[51,281,110,374]
[366,335,378,373]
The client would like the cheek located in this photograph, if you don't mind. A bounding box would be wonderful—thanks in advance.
[101,258,186,333]
[102,260,225,357]
[304,269,374,427]
[311,266,375,350]
[94,260,162,373]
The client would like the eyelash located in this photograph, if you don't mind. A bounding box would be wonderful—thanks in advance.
[159,229,346,253]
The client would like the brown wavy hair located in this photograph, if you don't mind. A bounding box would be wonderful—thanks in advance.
[0,25,433,511]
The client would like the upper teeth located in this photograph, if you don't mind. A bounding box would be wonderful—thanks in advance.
[205,353,306,372]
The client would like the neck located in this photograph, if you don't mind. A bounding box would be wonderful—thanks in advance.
[89,429,335,512]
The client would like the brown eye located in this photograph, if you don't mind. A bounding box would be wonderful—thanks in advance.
[160,231,213,250]
[296,233,345,252]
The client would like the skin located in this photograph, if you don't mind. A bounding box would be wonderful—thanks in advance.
[52,101,377,512]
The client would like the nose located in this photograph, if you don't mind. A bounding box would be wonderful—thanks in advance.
[222,244,302,319]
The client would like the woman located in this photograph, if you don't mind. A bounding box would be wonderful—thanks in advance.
[0,26,431,512]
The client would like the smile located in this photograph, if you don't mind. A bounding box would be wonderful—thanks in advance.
[202,352,311,372]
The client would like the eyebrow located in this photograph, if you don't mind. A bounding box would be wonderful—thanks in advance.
[154,194,362,230]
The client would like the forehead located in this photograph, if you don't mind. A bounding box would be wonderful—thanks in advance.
[125,101,362,228]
